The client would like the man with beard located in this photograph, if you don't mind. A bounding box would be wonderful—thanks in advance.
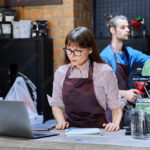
[100,15,150,125]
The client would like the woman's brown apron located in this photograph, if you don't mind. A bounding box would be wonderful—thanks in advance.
[62,63,106,128]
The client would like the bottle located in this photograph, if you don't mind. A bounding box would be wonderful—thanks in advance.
[130,26,134,38]
[141,18,146,38]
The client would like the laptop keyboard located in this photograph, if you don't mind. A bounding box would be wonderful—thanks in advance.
[33,133,47,136]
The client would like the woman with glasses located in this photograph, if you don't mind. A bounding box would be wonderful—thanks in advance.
[49,27,125,131]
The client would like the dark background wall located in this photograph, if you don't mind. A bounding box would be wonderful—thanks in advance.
[93,0,150,38]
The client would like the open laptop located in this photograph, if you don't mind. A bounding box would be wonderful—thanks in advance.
[0,101,58,139]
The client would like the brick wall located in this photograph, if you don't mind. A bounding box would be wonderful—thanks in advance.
[0,0,4,6]
[9,0,93,71]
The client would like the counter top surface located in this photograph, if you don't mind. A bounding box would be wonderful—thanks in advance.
[0,129,150,150]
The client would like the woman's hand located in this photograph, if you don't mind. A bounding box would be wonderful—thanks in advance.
[102,123,120,132]
[56,121,69,130]
[52,106,69,130]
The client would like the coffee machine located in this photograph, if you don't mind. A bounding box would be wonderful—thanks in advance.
[31,20,48,38]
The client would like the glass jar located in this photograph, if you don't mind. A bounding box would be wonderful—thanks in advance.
[131,109,148,139]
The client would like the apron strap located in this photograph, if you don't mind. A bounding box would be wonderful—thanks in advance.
[110,44,129,63]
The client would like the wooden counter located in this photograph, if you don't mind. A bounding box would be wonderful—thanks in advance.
[0,129,150,150]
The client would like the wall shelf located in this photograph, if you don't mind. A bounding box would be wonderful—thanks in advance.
[4,0,63,7]
[96,37,150,55]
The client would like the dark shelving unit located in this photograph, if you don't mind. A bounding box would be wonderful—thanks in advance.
[0,37,53,122]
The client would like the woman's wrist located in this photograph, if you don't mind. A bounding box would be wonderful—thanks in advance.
[112,121,119,127]
[57,118,66,123]
[112,108,123,127]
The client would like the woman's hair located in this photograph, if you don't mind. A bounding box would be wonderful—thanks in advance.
[104,14,127,31]
[64,27,105,64]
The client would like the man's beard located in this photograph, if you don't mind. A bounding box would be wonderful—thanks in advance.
[120,35,129,41]
[122,38,129,42]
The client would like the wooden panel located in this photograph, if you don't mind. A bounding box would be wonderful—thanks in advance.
[4,0,63,7]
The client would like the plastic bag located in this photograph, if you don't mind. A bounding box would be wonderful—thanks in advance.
[4,76,38,119]
[18,72,37,107]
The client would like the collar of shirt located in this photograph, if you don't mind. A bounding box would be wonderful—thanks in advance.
[115,49,129,64]
[69,59,90,78]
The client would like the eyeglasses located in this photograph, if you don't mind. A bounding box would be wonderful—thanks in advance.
[63,48,83,57]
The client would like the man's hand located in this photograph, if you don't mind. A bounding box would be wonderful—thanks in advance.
[102,123,120,132]
[120,89,139,103]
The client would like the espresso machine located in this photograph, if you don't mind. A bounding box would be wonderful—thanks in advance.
[131,60,150,139]
[124,60,150,137]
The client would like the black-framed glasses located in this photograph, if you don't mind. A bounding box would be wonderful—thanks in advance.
[63,48,83,57]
